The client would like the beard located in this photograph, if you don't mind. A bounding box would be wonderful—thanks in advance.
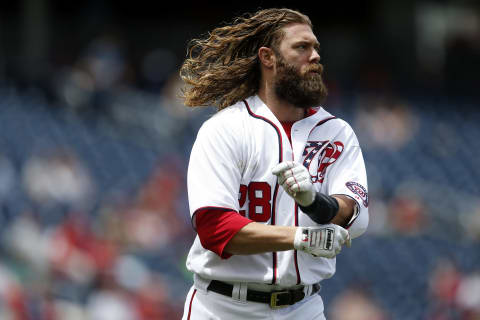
[273,56,328,109]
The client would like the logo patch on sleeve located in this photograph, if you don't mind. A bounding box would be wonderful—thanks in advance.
[346,182,369,207]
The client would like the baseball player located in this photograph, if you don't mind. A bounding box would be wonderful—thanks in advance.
[180,8,369,320]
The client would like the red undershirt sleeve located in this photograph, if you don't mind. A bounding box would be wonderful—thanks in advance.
[194,208,254,259]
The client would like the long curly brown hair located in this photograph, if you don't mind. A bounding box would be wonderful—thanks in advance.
[180,8,312,110]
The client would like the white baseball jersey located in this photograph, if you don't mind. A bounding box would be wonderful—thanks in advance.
[186,95,369,287]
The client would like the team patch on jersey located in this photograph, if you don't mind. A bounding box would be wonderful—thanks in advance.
[302,141,344,183]
[346,181,369,207]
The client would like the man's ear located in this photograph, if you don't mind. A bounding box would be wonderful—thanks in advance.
[258,47,275,68]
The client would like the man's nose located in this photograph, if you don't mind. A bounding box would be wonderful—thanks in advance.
[310,49,320,63]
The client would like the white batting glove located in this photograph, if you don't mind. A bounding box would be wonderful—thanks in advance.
[293,224,351,258]
[272,161,315,207]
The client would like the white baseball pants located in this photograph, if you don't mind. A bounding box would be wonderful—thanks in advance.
[182,285,326,320]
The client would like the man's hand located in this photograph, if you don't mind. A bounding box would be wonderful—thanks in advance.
[272,161,315,207]
[293,224,351,258]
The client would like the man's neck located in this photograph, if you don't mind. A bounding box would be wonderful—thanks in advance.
[258,87,305,122]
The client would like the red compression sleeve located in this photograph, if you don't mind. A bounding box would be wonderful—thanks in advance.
[194,208,254,259]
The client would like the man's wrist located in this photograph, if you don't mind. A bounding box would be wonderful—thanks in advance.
[296,190,315,207]
[293,227,307,251]
[299,192,339,224]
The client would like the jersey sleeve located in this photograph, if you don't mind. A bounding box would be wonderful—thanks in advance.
[326,125,369,239]
[187,116,246,220]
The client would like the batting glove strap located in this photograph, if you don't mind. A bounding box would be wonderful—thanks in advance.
[293,224,349,258]
[299,192,339,224]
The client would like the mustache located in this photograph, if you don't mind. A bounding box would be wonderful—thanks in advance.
[304,64,324,74]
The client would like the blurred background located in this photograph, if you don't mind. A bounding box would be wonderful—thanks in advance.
[0,0,479,319]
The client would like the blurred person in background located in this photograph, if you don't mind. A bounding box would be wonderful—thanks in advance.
[427,258,480,320]
[329,287,386,320]
[54,33,133,117]
[22,147,94,214]
[353,94,418,151]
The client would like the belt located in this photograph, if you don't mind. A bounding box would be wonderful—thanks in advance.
[207,280,321,309]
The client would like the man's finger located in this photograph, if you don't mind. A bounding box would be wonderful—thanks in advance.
[271,161,295,175]
[335,247,342,255]
[346,234,352,248]
[338,227,351,248]
[281,166,306,179]
[296,179,312,191]
[284,176,297,189]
